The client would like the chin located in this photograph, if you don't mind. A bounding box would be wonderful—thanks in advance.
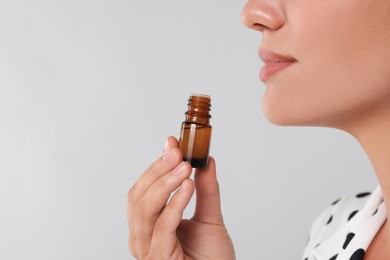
[261,97,330,127]
[261,91,303,126]
[262,107,298,126]
[262,101,296,126]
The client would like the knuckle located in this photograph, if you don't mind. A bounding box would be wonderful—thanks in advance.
[166,200,182,215]
[155,176,169,190]
[134,201,147,216]
[134,198,155,218]
[146,161,158,175]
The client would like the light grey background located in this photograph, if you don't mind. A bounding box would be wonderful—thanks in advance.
[0,1,378,259]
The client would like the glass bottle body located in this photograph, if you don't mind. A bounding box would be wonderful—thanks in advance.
[179,122,212,168]
[178,94,212,168]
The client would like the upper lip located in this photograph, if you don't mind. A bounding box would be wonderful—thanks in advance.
[259,49,297,64]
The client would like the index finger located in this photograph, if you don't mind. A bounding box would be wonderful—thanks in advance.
[129,137,181,202]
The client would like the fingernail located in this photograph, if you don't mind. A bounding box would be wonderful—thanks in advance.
[172,162,187,176]
[162,148,177,163]
[163,138,169,153]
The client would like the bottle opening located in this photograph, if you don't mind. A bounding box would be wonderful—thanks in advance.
[190,93,211,99]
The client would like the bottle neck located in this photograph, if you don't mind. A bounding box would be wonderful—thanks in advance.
[184,95,211,125]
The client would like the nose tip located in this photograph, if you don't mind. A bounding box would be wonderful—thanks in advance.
[240,3,259,31]
[240,6,254,30]
[240,7,265,32]
[241,1,284,32]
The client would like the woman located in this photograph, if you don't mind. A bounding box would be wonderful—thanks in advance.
[127,0,390,259]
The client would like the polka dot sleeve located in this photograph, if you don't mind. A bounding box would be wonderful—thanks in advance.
[301,185,387,260]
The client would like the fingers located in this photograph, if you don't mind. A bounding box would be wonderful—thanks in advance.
[128,136,183,257]
[192,157,224,225]
[150,178,195,256]
[163,136,179,154]
[133,161,192,255]
[129,136,181,203]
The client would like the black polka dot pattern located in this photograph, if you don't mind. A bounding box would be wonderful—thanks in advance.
[326,215,333,225]
[302,187,385,260]
[348,210,358,221]
[342,232,355,249]
[349,249,365,260]
[332,198,341,205]
[356,192,371,198]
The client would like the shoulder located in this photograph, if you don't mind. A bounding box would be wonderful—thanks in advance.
[303,191,372,256]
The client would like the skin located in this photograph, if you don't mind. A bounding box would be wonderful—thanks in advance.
[128,0,390,259]
[127,138,235,259]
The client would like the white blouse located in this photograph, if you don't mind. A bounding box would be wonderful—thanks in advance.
[302,185,387,260]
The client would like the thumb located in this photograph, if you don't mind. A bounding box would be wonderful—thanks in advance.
[192,156,224,225]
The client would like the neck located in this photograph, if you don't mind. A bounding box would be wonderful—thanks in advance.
[340,104,390,237]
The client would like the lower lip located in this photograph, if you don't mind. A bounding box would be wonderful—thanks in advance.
[260,62,295,81]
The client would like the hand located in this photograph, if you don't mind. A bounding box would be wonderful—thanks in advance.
[128,136,235,260]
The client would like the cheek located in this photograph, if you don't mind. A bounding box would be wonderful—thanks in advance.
[261,66,352,126]
[262,0,390,127]
[261,66,378,127]
[262,56,390,127]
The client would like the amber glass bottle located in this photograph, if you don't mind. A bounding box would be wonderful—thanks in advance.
[178,94,212,168]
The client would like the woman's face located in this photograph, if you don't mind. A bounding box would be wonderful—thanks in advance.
[241,0,390,129]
